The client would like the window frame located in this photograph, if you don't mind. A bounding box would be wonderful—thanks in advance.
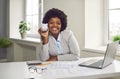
[104,0,109,45]
[24,0,43,38]
[106,0,120,42]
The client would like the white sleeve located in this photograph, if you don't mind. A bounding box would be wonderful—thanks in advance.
[58,31,80,61]
[39,43,50,61]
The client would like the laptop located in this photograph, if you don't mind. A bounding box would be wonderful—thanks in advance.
[79,42,119,69]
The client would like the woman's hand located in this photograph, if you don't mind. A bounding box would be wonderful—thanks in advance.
[38,28,49,44]
[47,56,58,61]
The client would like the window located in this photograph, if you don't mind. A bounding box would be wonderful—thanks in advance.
[25,0,43,37]
[108,0,120,40]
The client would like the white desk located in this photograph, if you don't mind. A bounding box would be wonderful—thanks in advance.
[0,57,120,79]
[0,62,29,79]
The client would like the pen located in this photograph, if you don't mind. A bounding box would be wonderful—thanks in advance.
[39,62,53,66]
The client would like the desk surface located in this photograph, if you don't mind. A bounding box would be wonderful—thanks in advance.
[0,57,120,79]
[0,62,29,79]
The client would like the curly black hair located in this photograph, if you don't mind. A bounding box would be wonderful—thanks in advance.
[42,8,67,31]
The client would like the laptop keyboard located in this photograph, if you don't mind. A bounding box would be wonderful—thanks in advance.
[89,60,103,67]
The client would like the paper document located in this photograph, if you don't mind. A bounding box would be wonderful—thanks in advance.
[47,61,78,69]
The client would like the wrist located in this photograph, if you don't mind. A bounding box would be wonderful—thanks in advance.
[42,37,48,45]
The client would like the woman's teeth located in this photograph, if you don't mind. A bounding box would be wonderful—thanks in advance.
[52,28,57,31]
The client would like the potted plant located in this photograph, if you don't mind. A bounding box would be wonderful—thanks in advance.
[0,37,12,48]
[19,21,30,39]
[112,35,120,44]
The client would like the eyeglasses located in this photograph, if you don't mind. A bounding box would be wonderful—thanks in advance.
[28,66,47,74]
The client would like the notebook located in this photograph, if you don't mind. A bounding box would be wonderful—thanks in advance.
[26,60,42,65]
[79,42,119,69]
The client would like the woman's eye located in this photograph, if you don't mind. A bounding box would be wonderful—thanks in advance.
[49,22,53,24]
[57,23,61,25]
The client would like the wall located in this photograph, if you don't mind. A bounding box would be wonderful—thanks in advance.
[9,0,24,38]
[0,0,7,59]
[85,0,104,48]
[7,40,39,61]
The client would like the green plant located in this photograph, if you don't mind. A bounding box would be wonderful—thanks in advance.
[19,21,30,33]
[0,37,12,48]
[112,35,120,42]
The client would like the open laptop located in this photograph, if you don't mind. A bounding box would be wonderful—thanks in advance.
[79,42,119,69]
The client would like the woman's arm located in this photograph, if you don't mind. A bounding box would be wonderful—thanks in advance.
[38,28,50,61]
[39,43,50,61]
[47,56,58,61]
[58,31,80,61]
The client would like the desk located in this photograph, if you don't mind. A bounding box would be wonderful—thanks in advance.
[0,62,29,79]
[0,57,120,79]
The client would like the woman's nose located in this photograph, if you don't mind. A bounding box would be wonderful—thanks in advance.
[53,23,57,27]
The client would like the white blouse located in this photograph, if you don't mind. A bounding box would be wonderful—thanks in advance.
[39,30,80,61]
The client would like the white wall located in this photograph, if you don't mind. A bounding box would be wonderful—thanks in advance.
[85,0,104,48]
[9,0,24,38]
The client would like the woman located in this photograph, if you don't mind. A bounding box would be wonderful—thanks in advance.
[38,8,80,61]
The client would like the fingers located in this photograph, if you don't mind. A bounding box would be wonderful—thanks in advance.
[38,27,49,38]
[38,28,42,34]
[38,28,49,33]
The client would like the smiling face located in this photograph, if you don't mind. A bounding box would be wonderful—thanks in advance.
[48,17,61,37]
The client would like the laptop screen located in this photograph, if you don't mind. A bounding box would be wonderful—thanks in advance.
[102,42,119,68]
